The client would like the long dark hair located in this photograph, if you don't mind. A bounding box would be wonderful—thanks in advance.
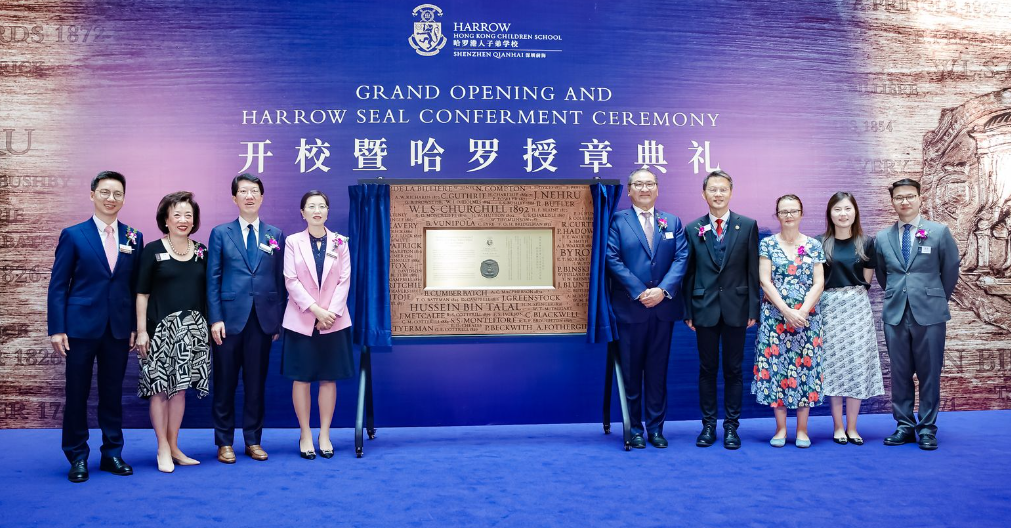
[821,191,868,262]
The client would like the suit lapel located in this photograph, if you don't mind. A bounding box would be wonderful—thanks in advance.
[82,220,112,275]
[298,231,319,289]
[321,230,336,287]
[719,213,741,271]
[110,223,128,276]
[886,223,907,270]
[696,216,719,267]
[624,210,653,258]
[907,222,923,269]
[251,226,267,273]
[226,220,253,271]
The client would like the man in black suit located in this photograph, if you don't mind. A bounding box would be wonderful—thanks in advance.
[682,170,759,449]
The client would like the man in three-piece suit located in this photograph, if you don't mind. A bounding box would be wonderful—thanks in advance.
[682,170,759,450]
[206,173,286,463]
[875,178,959,451]
[47,171,143,482]
[606,168,689,449]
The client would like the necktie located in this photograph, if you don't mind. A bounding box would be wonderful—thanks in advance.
[246,224,257,267]
[901,223,911,264]
[715,218,724,239]
[642,212,654,251]
[104,225,118,272]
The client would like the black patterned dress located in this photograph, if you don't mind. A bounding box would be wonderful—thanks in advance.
[135,239,210,399]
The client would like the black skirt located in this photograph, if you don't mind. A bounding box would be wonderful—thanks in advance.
[281,326,355,382]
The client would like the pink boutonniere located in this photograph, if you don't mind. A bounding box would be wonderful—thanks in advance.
[266,234,280,251]
[697,224,711,240]
[915,227,928,240]
[333,234,349,247]
[125,227,139,246]
[657,217,668,231]
[194,244,205,261]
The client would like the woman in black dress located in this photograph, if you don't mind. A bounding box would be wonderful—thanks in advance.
[135,192,209,473]
[281,190,354,459]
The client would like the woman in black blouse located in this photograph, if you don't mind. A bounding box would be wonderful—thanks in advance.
[818,192,885,445]
[135,192,210,472]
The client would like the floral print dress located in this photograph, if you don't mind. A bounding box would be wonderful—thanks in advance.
[751,235,825,409]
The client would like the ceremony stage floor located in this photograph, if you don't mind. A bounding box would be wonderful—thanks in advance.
[1,410,1009,527]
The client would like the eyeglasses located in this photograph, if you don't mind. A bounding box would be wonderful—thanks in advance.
[237,189,262,197]
[630,181,657,190]
[304,205,328,212]
[777,209,802,218]
[95,190,124,201]
[705,187,730,194]
[892,194,919,203]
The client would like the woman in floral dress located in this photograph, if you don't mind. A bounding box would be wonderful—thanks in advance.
[752,194,826,448]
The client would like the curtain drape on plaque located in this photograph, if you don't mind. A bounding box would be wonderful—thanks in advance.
[587,182,623,343]
[348,183,392,347]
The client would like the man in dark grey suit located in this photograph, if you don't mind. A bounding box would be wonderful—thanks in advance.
[875,178,959,450]
[682,170,759,450]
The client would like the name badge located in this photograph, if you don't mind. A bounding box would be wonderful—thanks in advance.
[155,252,171,262]
[919,246,931,254]
[663,231,674,239]
[118,244,134,254]
[803,256,812,263]
[258,243,273,254]
[326,251,339,259]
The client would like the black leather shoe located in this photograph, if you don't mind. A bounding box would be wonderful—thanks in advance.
[629,434,646,449]
[648,432,668,449]
[696,424,716,447]
[918,433,938,451]
[883,430,916,446]
[724,426,741,450]
[99,456,133,476]
[68,460,88,483]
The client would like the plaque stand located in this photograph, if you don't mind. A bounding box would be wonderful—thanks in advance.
[602,341,633,450]
[354,346,376,458]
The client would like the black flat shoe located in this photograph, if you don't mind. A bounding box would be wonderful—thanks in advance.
[724,426,741,450]
[648,432,668,449]
[68,460,88,483]
[99,456,133,476]
[846,434,864,446]
[833,437,848,445]
[630,434,646,449]
[918,433,938,451]
[696,424,716,447]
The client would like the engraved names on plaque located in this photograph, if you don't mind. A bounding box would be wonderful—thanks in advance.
[389,184,593,336]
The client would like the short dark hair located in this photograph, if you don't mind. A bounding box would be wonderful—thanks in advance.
[702,169,733,190]
[628,167,657,186]
[889,178,921,197]
[231,173,264,196]
[156,191,201,235]
[300,190,330,210]
[91,171,126,192]
[775,194,803,215]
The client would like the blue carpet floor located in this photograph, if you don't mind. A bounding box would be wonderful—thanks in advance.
[1,410,1009,527]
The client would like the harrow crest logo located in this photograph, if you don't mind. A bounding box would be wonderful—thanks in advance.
[409,4,446,56]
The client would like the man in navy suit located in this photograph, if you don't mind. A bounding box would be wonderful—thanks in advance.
[682,170,759,450]
[207,174,286,463]
[606,167,689,449]
[47,171,143,482]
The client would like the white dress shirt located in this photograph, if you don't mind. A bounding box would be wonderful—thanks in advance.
[240,217,261,248]
[92,215,119,243]
[708,211,730,241]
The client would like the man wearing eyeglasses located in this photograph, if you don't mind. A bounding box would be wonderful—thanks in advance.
[47,171,144,482]
[206,173,286,463]
[606,167,689,449]
[681,169,759,450]
[875,178,959,450]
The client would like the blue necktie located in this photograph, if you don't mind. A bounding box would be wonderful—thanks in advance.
[901,224,911,264]
[246,225,257,267]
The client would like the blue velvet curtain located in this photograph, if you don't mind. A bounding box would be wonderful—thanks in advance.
[348,183,392,347]
[586,182,623,343]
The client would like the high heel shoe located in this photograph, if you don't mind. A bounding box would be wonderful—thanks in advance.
[299,438,316,460]
[318,435,334,459]
[157,452,175,473]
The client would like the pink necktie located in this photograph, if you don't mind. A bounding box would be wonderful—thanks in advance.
[104,225,118,272]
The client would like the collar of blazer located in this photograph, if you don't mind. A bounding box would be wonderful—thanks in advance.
[297,228,336,289]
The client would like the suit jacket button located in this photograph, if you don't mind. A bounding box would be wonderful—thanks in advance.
[902,288,906,292]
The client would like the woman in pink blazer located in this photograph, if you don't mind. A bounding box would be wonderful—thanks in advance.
[281,190,353,460]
